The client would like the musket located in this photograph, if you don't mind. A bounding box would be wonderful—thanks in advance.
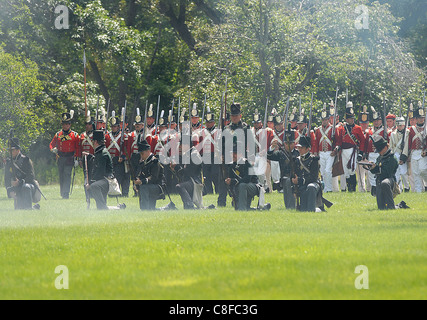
[83,49,87,118]
[168,99,175,142]
[177,97,181,135]
[331,87,339,140]
[95,95,100,129]
[346,88,349,105]
[105,98,111,134]
[155,95,161,137]
[398,95,402,118]
[308,92,314,136]
[383,96,388,141]
[282,97,290,143]
[264,98,269,129]
[422,90,426,139]
[201,95,207,131]
[84,154,90,209]
[299,96,302,116]
[143,100,148,139]
[400,102,412,153]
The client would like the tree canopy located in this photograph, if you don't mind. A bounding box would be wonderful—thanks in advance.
[0,0,425,156]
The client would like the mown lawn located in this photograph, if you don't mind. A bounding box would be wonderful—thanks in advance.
[0,185,426,300]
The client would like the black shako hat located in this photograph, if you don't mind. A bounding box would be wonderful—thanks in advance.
[371,135,388,152]
[93,130,105,142]
[138,139,151,152]
[296,135,311,148]
[9,137,21,150]
[230,103,241,116]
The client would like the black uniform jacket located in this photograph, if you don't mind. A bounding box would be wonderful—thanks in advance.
[88,145,113,183]
[4,152,36,196]
[294,152,320,190]
[137,153,165,186]
[267,147,300,178]
[370,149,398,184]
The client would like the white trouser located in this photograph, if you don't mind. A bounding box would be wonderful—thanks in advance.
[271,160,281,183]
[332,176,340,192]
[368,153,380,187]
[394,153,409,189]
[411,150,427,192]
[342,148,357,179]
[319,151,334,192]
[356,164,368,192]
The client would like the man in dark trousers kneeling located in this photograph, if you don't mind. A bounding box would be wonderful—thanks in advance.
[292,135,324,212]
[363,136,404,210]
[84,130,125,210]
[134,139,165,211]
[5,137,41,210]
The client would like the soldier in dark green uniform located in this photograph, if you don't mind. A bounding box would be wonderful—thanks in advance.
[364,136,399,210]
[225,141,270,211]
[4,137,41,210]
[267,129,299,209]
[84,130,115,210]
[292,135,324,212]
[134,139,165,211]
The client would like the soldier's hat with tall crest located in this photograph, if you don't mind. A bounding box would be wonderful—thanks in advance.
[191,103,200,118]
[110,111,121,126]
[134,108,143,125]
[370,106,382,121]
[205,107,215,122]
[345,102,355,119]
[85,111,94,125]
[268,108,277,122]
[321,103,330,120]
[297,109,307,124]
[414,101,425,118]
[62,110,74,123]
[289,107,298,122]
[359,106,369,123]
[252,109,262,124]
[147,104,155,119]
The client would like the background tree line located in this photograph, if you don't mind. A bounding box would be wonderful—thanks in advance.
[0,0,425,184]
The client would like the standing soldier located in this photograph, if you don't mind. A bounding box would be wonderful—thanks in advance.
[79,112,96,181]
[386,113,397,136]
[389,116,410,192]
[333,102,366,192]
[134,139,165,211]
[357,106,371,193]
[408,102,427,192]
[271,113,285,191]
[201,108,220,195]
[364,107,387,196]
[128,108,144,196]
[105,113,131,197]
[313,105,334,193]
[145,104,157,137]
[49,111,80,199]
[5,137,41,210]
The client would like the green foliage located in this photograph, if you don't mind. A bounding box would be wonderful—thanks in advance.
[0,48,44,154]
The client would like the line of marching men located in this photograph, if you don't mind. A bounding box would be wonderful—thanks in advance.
[42,99,426,211]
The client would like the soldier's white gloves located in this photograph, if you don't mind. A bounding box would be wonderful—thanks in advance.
[74,159,79,168]
[51,147,58,154]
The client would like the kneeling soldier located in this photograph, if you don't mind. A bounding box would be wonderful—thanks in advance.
[292,135,323,212]
[134,139,165,211]
[5,137,41,210]
[225,142,260,211]
[364,136,399,210]
[84,130,115,210]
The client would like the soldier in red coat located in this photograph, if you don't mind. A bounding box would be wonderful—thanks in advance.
[313,105,335,192]
[333,102,366,192]
[49,111,80,199]
[364,107,387,196]
[105,113,131,197]
[408,103,427,192]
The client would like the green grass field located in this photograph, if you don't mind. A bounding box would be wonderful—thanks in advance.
[0,184,426,300]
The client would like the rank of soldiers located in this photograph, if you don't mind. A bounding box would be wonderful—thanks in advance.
[5,94,426,212]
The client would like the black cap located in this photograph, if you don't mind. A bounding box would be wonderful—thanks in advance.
[371,135,387,152]
[61,111,74,123]
[93,130,105,142]
[230,103,241,116]
[9,137,20,150]
[138,139,151,152]
[296,135,311,148]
